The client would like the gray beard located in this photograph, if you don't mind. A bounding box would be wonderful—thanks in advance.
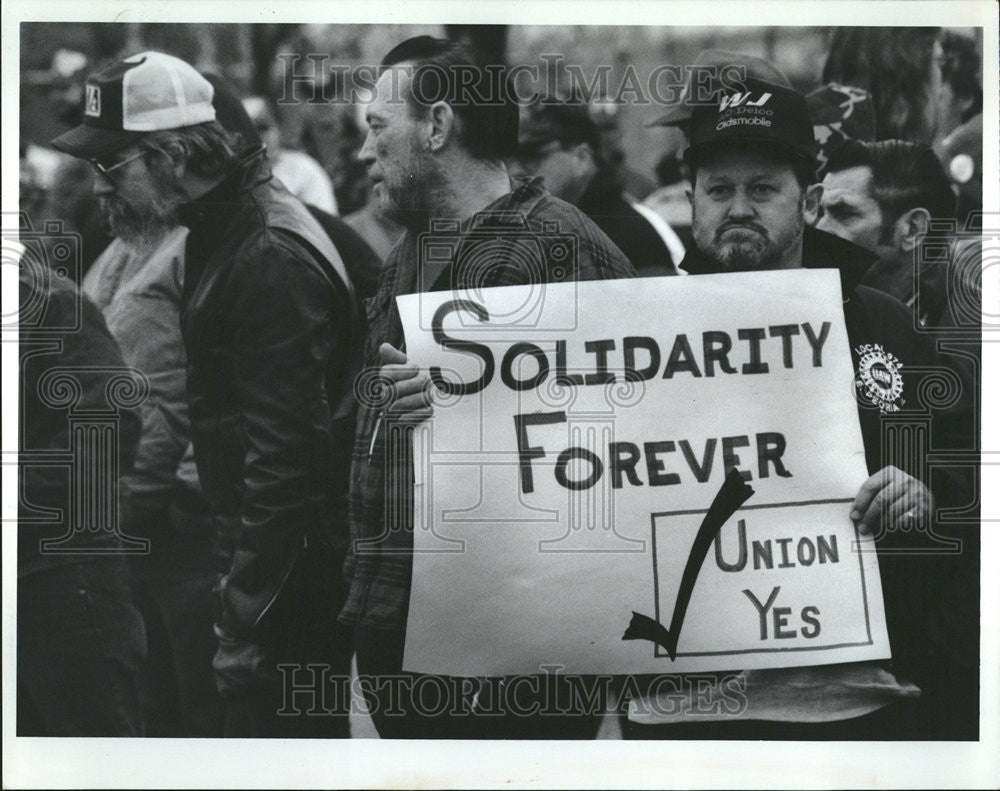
[100,196,177,248]
[712,231,775,271]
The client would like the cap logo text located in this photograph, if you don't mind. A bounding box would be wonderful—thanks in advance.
[719,91,772,111]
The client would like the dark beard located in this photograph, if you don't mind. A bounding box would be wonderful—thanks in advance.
[99,195,177,248]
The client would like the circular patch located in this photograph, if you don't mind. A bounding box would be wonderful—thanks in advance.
[949,153,975,185]
[856,344,904,413]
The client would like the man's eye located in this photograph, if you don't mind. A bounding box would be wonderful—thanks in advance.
[751,184,777,197]
[707,186,731,198]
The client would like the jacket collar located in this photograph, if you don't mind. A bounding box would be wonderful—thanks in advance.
[486,175,551,219]
[177,147,269,234]
[799,225,878,295]
[415,176,554,292]
[679,225,877,296]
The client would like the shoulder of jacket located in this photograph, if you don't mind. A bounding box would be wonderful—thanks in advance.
[850,285,914,324]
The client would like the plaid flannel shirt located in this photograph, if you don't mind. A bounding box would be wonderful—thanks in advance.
[339,177,636,629]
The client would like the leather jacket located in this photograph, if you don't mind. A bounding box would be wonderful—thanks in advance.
[179,151,360,639]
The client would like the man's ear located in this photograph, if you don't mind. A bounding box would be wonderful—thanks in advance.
[803,182,823,225]
[896,207,931,252]
[427,100,455,152]
[147,147,187,187]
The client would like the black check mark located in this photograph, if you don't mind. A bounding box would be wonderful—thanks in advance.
[623,468,755,660]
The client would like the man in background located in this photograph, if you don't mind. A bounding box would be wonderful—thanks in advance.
[623,76,977,740]
[243,94,339,215]
[18,259,146,736]
[52,50,359,737]
[512,99,684,276]
[817,138,967,327]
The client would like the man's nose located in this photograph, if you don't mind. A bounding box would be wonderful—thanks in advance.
[357,131,375,165]
[92,171,114,197]
[726,189,755,220]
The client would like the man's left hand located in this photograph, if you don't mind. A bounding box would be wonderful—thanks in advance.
[378,342,435,423]
[850,465,935,535]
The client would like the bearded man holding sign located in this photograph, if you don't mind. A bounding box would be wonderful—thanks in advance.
[625,78,977,739]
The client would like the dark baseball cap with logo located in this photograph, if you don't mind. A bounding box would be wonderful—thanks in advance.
[683,77,817,169]
[647,49,792,128]
[51,51,215,160]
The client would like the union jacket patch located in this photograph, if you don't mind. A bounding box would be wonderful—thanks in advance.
[855,343,905,413]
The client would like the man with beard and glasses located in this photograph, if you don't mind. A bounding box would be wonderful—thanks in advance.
[53,51,360,738]
[620,77,977,740]
[77,128,221,737]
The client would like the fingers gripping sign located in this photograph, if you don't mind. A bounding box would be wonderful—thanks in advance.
[378,342,436,424]
[850,465,935,536]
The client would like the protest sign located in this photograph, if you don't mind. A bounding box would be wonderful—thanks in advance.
[397,269,890,676]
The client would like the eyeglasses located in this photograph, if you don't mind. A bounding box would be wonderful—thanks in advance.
[90,149,147,178]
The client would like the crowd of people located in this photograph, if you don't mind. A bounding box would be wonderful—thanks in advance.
[17,26,982,740]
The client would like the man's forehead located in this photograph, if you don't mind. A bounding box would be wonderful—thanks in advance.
[822,165,875,200]
[371,64,413,105]
[699,158,795,181]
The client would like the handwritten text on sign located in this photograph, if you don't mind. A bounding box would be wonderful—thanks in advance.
[399,270,889,676]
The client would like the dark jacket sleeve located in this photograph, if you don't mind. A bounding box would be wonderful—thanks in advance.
[216,237,345,637]
[845,286,978,731]
[19,276,142,571]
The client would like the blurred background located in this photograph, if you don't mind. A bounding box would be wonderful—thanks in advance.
[19,23,984,272]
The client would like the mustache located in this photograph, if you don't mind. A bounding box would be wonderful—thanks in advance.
[715,221,769,241]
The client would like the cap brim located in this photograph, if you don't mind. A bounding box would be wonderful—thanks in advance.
[646,105,691,128]
[684,137,816,168]
[50,124,143,159]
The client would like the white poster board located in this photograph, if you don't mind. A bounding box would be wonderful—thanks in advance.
[398,269,890,676]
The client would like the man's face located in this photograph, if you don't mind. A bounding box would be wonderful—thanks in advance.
[816,165,888,252]
[92,145,178,247]
[511,140,591,203]
[689,148,808,271]
[358,67,435,226]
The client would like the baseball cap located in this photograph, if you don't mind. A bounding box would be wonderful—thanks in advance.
[648,49,791,128]
[51,51,216,160]
[683,77,817,168]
